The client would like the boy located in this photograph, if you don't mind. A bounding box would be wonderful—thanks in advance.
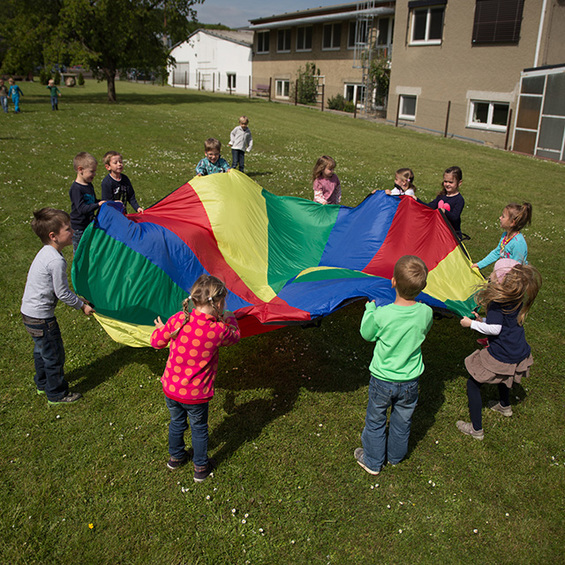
[21,208,95,404]
[100,151,143,213]
[0,79,8,113]
[355,255,433,475]
[69,152,105,252]
[195,138,230,176]
[8,78,23,113]
[46,79,61,111]
[228,115,253,173]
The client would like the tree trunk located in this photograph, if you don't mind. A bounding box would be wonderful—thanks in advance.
[105,68,117,103]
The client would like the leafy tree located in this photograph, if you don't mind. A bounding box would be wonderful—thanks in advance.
[294,62,319,105]
[368,56,390,109]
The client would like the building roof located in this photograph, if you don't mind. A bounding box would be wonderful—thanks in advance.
[172,29,253,50]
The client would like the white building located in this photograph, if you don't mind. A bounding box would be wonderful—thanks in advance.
[168,29,253,96]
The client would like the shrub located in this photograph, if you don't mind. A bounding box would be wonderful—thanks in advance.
[78,72,84,86]
[295,63,319,105]
[327,94,355,113]
[53,70,61,85]
[39,69,51,85]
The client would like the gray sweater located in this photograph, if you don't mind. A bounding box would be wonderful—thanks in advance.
[21,245,83,319]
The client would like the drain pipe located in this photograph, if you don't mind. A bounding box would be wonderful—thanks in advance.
[534,0,548,68]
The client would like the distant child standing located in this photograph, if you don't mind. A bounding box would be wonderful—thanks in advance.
[100,151,143,213]
[21,208,95,404]
[195,138,230,176]
[47,79,61,111]
[355,255,433,475]
[151,275,240,481]
[457,259,541,439]
[8,78,23,113]
[472,202,532,271]
[385,168,416,197]
[427,166,464,238]
[0,79,8,113]
[69,152,106,252]
[312,155,341,205]
[228,115,253,173]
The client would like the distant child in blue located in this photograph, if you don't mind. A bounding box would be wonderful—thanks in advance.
[101,151,143,213]
[21,208,95,405]
[8,78,23,113]
[196,138,230,176]
[355,255,433,475]
[472,202,532,271]
[427,166,464,238]
[228,115,253,173]
[0,79,8,113]
[457,259,541,440]
[47,79,61,111]
[69,152,106,252]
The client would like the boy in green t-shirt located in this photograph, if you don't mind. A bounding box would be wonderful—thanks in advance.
[355,255,433,475]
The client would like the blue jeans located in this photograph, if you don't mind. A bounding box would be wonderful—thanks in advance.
[361,376,419,471]
[72,229,83,253]
[0,96,7,112]
[165,396,209,466]
[22,314,68,401]
[231,149,245,172]
[51,96,58,110]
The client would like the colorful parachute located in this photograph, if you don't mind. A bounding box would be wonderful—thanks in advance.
[72,170,483,347]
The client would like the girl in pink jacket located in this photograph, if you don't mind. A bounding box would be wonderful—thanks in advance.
[152,275,240,481]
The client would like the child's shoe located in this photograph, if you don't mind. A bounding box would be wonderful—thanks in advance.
[167,450,192,470]
[476,337,489,347]
[354,448,380,475]
[47,391,82,405]
[488,401,513,417]
[36,389,46,395]
[193,459,215,483]
[456,420,484,440]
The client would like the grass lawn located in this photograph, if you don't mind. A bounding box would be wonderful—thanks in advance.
[1,79,564,564]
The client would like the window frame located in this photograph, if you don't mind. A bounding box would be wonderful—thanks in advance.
[275,79,290,99]
[409,5,445,45]
[468,99,510,132]
[296,26,313,52]
[277,28,291,53]
[257,31,270,54]
[399,94,417,120]
[348,20,368,49]
[226,73,236,90]
[322,23,342,51]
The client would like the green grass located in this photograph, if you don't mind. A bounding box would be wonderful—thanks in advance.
[1,79,564,564]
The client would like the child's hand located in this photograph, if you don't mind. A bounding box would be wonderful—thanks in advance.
[471,263,479,269]
[81,302,95,315]
[460,316,473,328]
[137,207,144,213]
[154,316,165,329]
[197,173,203,176]
[384,189,392,195]
[99,200,107,206]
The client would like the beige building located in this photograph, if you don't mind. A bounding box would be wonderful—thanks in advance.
[387,0,565,153]
[248,2,395,106]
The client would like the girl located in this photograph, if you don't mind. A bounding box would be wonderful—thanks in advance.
[472,202,532,270]
[313,155,341,205]
[428,166,464,237]
[385,168,416,197]
[457,259,541,439]
[151,275,240,481]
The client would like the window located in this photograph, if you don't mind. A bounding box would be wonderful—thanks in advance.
[377,17,393,46]
[409,3,445,45]
[323,23,341,50]
[399,95,417,120]
[277,29,291,53]
[275,79,290,99]
[296,26,312,51]
[227,73,236,91]
[468,100,509,131]
[472,0,525,44]
[345,84,366,107]
[348,20,368,48]
[257,31,270,53]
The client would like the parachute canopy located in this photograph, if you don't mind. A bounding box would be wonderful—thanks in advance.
[72,170,482,346]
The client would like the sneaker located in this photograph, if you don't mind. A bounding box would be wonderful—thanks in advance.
[194,459,215,483]
[477,337,489,347]
[36,389,46,395]
[166,450,192,470]
[488,401,513,417]
[354,448,380,475]
[456,420,484,440]
[47,391,82,405]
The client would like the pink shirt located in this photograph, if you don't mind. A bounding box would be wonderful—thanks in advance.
[313,174,341,205]
[151,309,240,404]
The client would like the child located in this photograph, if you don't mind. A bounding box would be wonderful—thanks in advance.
[195,138,230,176]
[427,166,464,238]
[472,202,532,271]
[354,255,433,475]
[151,275,240,481]
[0,79,8,113]
[385,168,416,197]
[457,259,541,439]
[8,78,23,113]
[21,208,95,404]
[100,151,143,213]
[47,79,61,111]
[228,115,253,173]
[69,152,106,252]
[312,155,341,205]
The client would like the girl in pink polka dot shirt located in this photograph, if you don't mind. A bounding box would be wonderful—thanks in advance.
[151,275,240,481]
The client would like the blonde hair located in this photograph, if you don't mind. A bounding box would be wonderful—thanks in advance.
[474,263,541,325]
[394,255,428,300]
[204,138,221,152]
[312,155,336,181]
[103,151,122,166]
[239,115,249,125]
[396,168,416,191]
[73,151,97,171]
[504,202,532,234]
[31,208,71,244]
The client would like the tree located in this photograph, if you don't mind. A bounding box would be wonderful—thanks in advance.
[294,62,319,105]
